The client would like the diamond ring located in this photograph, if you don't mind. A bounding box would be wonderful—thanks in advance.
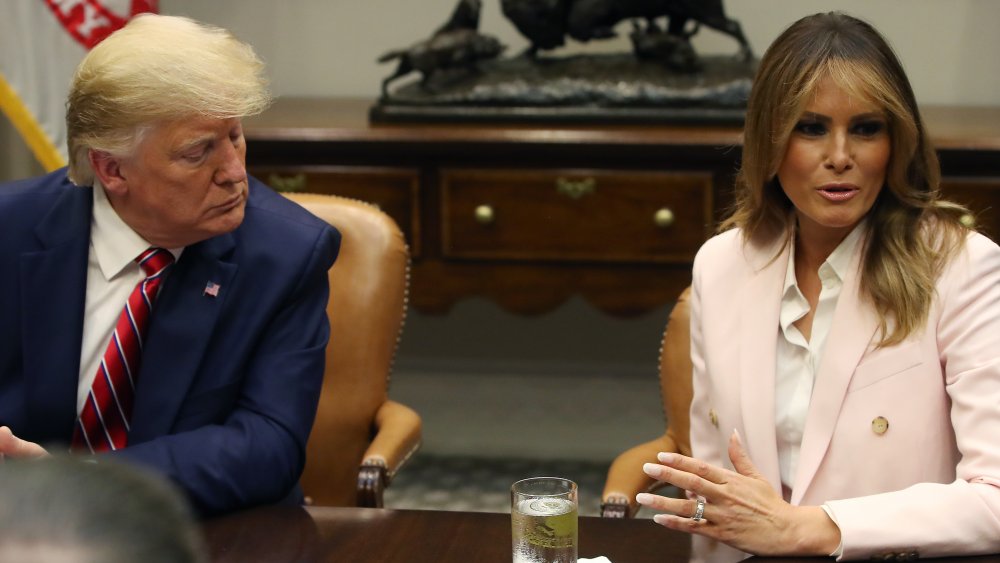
[691,499,706,522]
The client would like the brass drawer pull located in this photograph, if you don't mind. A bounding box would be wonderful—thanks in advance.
[474,204,495,225]
[959,213,976,228]
[556,177,596,199]
[654,207,675,228]
[268,173,307,193]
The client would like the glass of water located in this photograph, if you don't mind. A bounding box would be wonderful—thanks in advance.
[511,477,578,563]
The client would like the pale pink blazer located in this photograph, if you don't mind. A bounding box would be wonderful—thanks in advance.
[689,228,1000,560]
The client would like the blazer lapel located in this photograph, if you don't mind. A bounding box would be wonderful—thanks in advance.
[790,240,879,504]
[20,187,92,442]
[737,237,789,491]
[129,233,238,442]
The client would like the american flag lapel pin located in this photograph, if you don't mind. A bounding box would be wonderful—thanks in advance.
[203,281,221,297]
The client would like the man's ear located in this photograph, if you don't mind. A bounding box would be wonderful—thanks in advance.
[88,150,128,195]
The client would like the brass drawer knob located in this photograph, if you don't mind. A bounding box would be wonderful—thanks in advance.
[654,207,675,228]
[959,213,976,228]
[267,173,307,193]
[556,177,596,199]
[474,204,495,225]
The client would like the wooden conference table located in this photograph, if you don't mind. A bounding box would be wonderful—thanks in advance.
[203,505,1000,562]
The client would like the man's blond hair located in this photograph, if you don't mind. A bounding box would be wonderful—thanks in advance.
[66,14,271,186]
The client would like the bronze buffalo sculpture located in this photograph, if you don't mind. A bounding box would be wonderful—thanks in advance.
[502,0,752,67]
[377,0,506,96]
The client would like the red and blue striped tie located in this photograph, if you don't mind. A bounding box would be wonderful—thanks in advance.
[72,247,174,453]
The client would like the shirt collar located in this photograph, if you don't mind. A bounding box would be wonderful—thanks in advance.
[782,219,867,295]
[824,219,867,284]
[779,219,867,329]
[781,244,799,300]
[91,180,182,281]
[780,242,808,330]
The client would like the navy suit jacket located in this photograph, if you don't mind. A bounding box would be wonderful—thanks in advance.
[0,169,340,515]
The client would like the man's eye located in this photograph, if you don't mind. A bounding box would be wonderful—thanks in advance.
[182,142,213,162]
[794,121,825,136]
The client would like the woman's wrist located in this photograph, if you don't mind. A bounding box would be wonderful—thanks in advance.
[790,505,843,556]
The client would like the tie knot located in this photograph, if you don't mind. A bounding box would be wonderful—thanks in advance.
[136,247,174,278]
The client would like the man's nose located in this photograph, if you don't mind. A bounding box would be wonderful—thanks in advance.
[213,141,246,185]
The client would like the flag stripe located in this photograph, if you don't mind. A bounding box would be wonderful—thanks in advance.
[43,0,129,50]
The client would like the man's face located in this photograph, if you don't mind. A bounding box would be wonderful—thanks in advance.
[108,116,249,248]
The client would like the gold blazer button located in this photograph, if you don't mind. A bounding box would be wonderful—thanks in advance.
[709,409,719,428]
[872,416,889,435]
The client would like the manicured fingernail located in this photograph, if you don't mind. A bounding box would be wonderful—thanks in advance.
[732,428,743,445]
[642,463,660,476]
[657,452,675,464]
[636,493,653,504]
[653,514,669,525]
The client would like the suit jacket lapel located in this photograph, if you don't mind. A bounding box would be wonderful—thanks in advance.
[20,186,92,442]
[791,239,879,504]
[129,233,238,442]
[738,236,789,491]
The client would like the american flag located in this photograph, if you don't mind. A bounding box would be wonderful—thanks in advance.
[203,281,221,297]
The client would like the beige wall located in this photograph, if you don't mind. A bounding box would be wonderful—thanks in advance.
[157,0,1000,105]
[4,1,999,179]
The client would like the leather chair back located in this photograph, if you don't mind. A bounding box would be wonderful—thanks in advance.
[658,285,693,459]
[601,286,692,517]
[283,192,415,506]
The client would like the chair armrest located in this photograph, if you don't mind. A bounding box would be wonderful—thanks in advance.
[364,400,422,479]
[357,400,422,507]
[601,434,678,518]
[357,463,387,508]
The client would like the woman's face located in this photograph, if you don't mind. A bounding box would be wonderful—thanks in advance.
[777,75,891,245]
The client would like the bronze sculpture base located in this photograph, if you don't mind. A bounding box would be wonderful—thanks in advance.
[370,53,756,125]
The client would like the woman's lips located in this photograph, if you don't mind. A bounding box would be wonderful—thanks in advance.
[817,184,859,202]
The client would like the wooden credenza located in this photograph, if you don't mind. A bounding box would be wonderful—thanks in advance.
[244,98,1000,317]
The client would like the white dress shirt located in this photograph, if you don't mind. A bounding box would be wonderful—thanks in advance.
[76,183,181,413]
[775,222,865,496]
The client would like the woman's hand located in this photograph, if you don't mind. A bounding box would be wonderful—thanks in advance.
[635,430,841,556]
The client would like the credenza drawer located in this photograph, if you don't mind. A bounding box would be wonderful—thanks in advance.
[250,166,421,256]
[440,169,713,263]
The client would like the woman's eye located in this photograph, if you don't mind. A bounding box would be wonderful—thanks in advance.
[794,121,826,136]
[853,120,885,137]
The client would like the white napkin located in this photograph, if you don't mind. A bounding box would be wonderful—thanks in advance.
[580,558,612,563]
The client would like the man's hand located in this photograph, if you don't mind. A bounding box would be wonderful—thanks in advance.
[0,426,50,460]
[635,430,841,556]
